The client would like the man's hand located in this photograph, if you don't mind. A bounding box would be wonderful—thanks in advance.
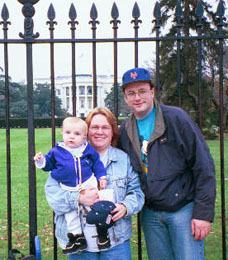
[191,219,211,240]
[111,203,127,222]
[79,187,99,207]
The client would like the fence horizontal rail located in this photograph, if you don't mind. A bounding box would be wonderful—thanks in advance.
[1,35,228,44]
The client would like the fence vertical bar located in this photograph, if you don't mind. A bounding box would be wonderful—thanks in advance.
[175,1,183,107]
[0,3,12,254]
[90,3,99,109]
[216,1,226,259]
[47,4,58,259]
[47,3,56,145]
[131,2,141,67]
[18,0,40,254]
[195,1,204,130]
[131,3,142,259]
[68,3,78,117]
[153,2,161,102]
[110,3,120,119]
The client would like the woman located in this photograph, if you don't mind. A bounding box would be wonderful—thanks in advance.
[45,107,144,260]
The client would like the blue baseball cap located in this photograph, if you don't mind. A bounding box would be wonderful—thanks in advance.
[122,67,152,89]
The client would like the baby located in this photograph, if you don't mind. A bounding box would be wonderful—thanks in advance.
[34,117,107,254]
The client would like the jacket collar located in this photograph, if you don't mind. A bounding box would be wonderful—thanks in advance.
[125,114,142,166]
[107,146,118,163]
[149,98,166,143]
[124,98,166,166]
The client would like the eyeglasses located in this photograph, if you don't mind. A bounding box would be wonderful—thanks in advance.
[90,125,112,132]
[125,89,151,100]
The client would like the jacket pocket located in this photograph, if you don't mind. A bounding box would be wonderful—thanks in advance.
[147,172,194,211]
[107,177,127,202]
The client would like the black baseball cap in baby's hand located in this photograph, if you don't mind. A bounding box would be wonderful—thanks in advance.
[86,200,116,229]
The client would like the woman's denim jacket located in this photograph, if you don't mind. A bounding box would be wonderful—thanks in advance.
[45,146,145,249]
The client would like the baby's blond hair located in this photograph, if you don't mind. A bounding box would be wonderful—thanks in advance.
[62,117,88,136]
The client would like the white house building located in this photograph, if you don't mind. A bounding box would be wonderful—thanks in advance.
[34,74,116,117]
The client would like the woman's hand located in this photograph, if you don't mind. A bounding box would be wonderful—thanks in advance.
[111,203,127,222]
[79,187,99,207]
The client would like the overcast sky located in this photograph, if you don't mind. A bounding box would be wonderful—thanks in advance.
[0,0,224,82]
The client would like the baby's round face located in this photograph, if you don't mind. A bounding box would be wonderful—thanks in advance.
[62,121,87,149]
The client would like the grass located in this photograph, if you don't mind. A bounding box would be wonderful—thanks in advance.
[0,129,227,260]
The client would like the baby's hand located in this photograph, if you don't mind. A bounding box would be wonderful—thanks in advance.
[34,152,44,162]
[99,178,107,190]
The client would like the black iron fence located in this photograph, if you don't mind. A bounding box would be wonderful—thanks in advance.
[0,0,227,259]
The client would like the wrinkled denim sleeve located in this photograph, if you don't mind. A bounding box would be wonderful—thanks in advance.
[45,174,80,216]
[120,155,145,216]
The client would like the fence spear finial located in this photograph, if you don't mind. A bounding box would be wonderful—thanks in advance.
[110,2,121,29]
[68,3,79,33]
[0,3,11,31]
[153,1,161,30]
[131,2,142,30]
[216,0,225,34]
[46,3,57,36]
[89,3,100,30]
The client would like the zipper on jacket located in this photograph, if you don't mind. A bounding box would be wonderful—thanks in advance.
[73,156,78,186]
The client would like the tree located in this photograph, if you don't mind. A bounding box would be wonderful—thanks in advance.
[0,81,67,118]
[0,80,27,118]
[155,0,228,128]
[10,82,28,117]
[0,79,6,118]
[34,83,68,117]
[105,84,131,117]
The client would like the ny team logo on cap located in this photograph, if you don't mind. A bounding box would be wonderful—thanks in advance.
[122,67,151,87]
[130,72,138,79]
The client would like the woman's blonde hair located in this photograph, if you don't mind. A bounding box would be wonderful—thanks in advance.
[86,107,119,147]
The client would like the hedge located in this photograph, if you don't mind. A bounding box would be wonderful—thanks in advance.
[0,118,64,128]
[0,117,128,128]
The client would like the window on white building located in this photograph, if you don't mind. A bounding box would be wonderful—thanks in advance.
[66,87,70,96]
[56,89,61,95]
[79,97,85,109]
[87,86,92,95]
[87,97,92,109]
[79,86,85,95]
[66,97,70,109]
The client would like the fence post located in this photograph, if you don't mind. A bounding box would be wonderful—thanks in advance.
[18,0,39,255]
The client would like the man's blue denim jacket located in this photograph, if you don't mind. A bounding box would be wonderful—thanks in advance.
[44,146,145,249]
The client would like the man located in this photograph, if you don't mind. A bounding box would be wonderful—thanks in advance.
[118,67,216,260]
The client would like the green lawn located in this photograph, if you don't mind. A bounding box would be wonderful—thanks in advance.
[0,129,227,260]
